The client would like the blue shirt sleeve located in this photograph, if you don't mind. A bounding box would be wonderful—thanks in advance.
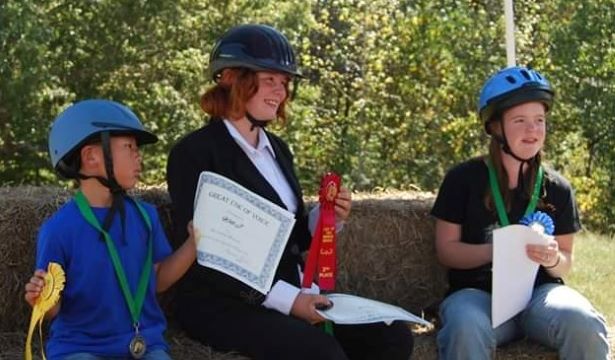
[145,203,172,263]
[36,220,68,271]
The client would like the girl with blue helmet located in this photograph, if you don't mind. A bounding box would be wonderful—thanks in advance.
[166,25,414,360]
[24,99,197,359]
[431,67,610,359]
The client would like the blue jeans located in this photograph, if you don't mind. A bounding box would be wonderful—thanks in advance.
[63,349,171,360]
[437,284,610,360]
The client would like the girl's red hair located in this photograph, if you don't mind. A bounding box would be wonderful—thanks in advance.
[200,68,289,122]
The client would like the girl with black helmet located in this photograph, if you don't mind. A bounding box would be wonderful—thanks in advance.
[24,100,197,359]
[431,67,610,359]
[166,25,414,360]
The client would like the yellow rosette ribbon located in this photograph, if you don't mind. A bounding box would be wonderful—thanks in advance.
[25,262,65,360]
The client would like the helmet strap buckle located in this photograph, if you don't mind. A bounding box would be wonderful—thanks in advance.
[246,112,270,131]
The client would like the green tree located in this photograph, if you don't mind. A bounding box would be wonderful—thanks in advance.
[1,0,613,232]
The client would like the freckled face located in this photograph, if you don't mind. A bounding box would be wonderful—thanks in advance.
[245,71,289,121]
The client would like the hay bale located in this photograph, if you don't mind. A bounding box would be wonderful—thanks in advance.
[1,186,606,359]
[335,193,446,314]
[0,186,443,330]
[0,331,43,360]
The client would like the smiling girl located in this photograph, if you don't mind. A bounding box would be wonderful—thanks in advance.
[431,66,610,359]
[166,24,414,360]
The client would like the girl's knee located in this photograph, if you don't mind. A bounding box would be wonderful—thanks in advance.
[557,306,608,338]
[439,315,496,350]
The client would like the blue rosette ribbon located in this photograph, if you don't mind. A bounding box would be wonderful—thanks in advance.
[519,211,555,235]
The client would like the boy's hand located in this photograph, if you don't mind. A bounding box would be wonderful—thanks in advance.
[187,220,199,247]
[24,270,46,307]
[156,220,199,292]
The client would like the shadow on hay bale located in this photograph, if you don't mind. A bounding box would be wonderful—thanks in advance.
[0,187,564,359]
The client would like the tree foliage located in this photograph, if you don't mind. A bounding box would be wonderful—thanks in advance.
[1,0,613,231]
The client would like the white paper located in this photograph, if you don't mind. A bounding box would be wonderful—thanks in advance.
[492,224,550,328]
[193,171,296,294]
[315,293,431,326]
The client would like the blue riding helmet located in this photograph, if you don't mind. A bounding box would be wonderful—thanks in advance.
[208,24,302,80]
[478,66,554,133]
[48,99,158,173]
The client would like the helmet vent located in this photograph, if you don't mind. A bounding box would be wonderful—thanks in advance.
[478,66,553,124]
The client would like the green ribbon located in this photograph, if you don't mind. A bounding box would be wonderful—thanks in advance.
[74,191,153,327]
[486,159,543,226]
[323,320,334,336]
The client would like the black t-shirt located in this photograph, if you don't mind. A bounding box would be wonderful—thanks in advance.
[431,157,581,294]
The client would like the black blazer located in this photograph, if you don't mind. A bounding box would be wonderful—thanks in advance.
[166,118,312,306]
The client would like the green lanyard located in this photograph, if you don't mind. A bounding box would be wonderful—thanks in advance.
[486,159,543,226]
[74,190,153,327]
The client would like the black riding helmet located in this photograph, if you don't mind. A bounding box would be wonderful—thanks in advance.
[208,24,303,81]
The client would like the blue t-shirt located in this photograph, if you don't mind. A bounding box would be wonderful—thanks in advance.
[35,197,173,359]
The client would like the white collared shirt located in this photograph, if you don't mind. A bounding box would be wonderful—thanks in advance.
[223,119,297,213]
[223,119,309,314]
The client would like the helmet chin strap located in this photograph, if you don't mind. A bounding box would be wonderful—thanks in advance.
[77,131,127,241]
[246,112,270,131]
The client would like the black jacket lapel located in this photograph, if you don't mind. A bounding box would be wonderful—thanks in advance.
[266,132,302,202]
[210,119,290,210]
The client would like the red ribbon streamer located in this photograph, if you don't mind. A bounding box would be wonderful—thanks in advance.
[302,173,340,291]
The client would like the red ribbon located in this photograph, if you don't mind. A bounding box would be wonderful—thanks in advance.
[302,172,340,291]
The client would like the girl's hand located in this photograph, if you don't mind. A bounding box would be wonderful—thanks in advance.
[334,187,352,222]
[24,270,47,307]
[526,238,560,267]
[290,293,331,324]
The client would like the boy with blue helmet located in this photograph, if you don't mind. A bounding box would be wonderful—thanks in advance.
[431,67,610,359]
[24,99,197,359]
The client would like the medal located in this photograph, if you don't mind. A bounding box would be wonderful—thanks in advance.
[129,326,147,359]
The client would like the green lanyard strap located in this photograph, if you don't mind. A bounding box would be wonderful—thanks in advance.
[486,159,543,226]
[74,190,153,326]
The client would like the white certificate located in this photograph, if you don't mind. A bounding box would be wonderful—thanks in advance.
[492,224,550,328]
[193,171,296,294]
[315,293,431,326]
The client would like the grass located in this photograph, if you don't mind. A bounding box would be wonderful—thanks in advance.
[566,230,615,330]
